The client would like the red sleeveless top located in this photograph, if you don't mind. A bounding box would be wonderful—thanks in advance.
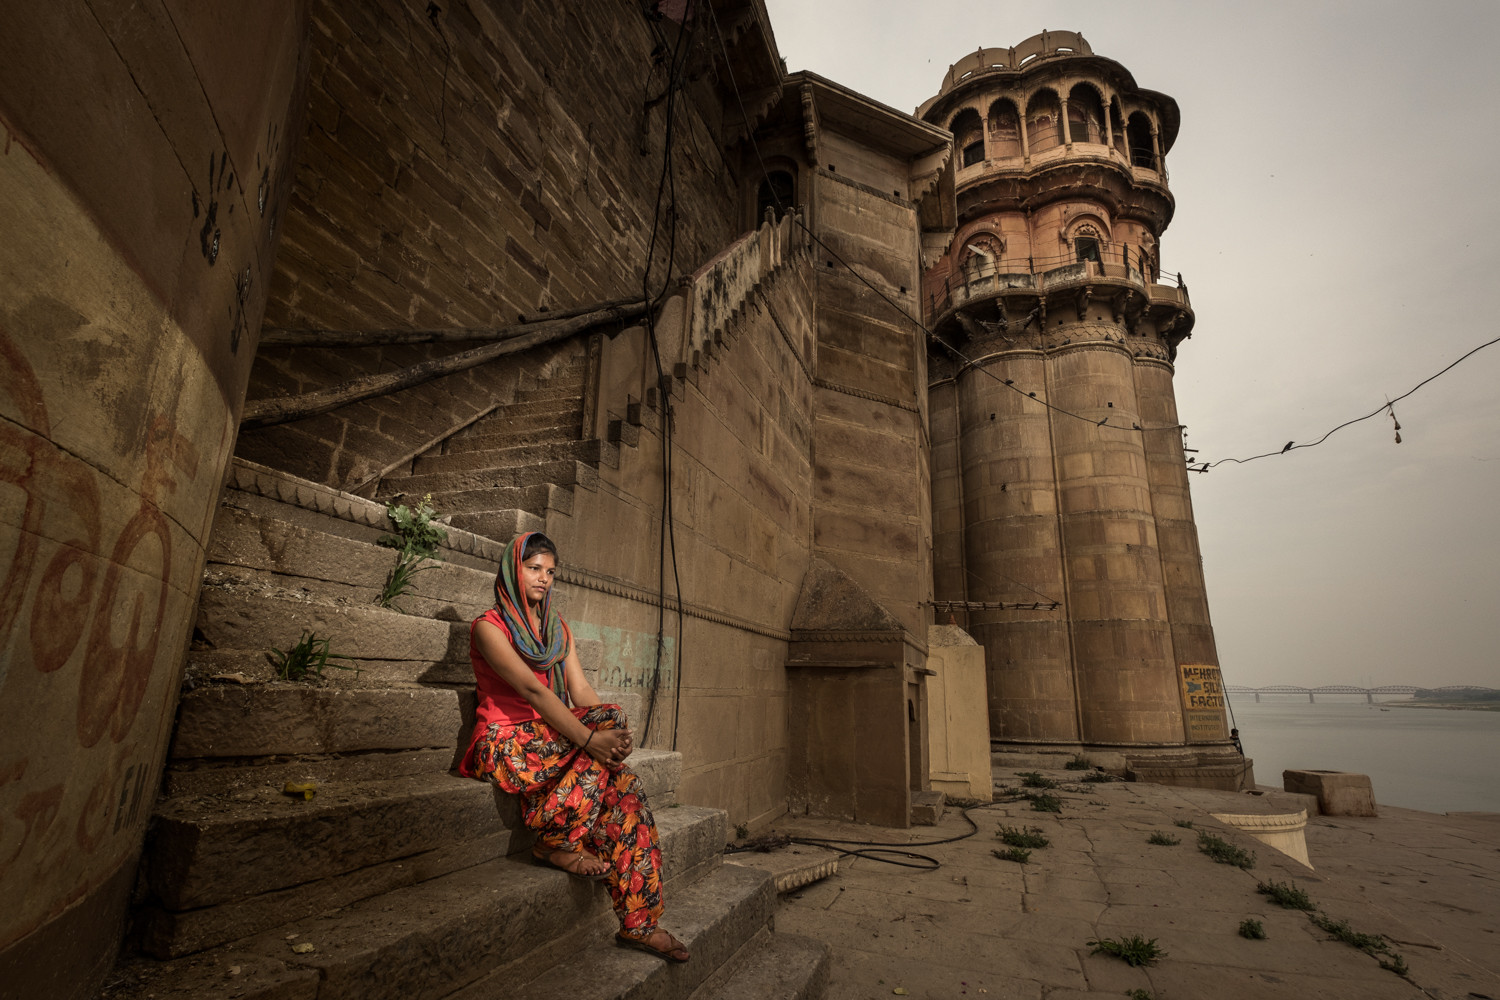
[458,608,568,776]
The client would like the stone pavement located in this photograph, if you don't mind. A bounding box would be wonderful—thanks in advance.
[759,766,1500,1000]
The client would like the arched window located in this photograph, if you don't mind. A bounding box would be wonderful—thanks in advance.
[756,169,796,221]
[986,99,1021,159]
[1072,223,1103,263]
[1026,89,1062,154]
[1067,84,1105,145]
[959,232,1005,275]
[1127,112,1156,169]
[950,108,984,166]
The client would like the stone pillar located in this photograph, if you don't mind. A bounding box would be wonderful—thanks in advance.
[1136,359,1228,742]
[1046,340,1179,745]
[1060,98,1073,145]
[957,345,1079,743]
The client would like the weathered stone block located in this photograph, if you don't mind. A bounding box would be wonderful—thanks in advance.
[1282,769,1378,817]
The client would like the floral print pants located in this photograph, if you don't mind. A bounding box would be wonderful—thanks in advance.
[470,703,665,939]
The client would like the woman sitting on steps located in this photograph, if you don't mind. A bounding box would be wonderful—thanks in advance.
[458,530,689,963]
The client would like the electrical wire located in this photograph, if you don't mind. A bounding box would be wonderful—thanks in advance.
[1201,334,1500,470]
[636,0,697,750]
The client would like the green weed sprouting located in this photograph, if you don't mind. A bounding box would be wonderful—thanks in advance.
[1173,819,1194,829]
[1026,792,1063,813]
[1064,755,1091,771]
[1257,880,1314,911]
[1197,831,1256,869]
[1088,934,1165,967]
[1309,913,1407,975]
[270,631,358,682]
[993,846,1032,863]
[1146,832,1180,846]
[1125,990,1158,1000]
[377,493,447,610]
[1081,771,1118,783]
[998,825,1050,849]
[1017,771,1058,789]
[1238,918,1267,939]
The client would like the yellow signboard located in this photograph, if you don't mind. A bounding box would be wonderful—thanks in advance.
[1178,663,1228,741]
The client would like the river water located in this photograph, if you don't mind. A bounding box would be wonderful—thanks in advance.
[1232,697,1500,814]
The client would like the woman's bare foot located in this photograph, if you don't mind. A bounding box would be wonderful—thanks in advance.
[537,848,609,880]
[617,928,690,962]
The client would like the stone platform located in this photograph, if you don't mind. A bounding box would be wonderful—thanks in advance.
[762,764,1500,999]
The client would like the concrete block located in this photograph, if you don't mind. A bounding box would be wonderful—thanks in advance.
[910,790,947,826]
[725,845,840,895]
[1282,769,1378,817]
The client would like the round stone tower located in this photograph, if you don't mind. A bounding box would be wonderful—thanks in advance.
[920,32,1245,785]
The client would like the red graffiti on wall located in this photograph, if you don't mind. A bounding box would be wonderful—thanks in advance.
[0,323,200,881]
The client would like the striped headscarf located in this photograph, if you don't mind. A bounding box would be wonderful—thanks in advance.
[495,532,573,704]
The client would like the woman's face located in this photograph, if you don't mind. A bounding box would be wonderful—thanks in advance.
[518,551,557,608]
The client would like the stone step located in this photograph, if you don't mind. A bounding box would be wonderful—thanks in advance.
[442,421,584,455]
[452,396,585,429]
[512,372,585,403]
[411,438,614,477]
[687,929,831,1000]
[452,862,773,1000]
[447,507,545,540]
[206,504,496,616]
[423,483,573,518]
[171,684,465,758]
[183,646,470,689]
[378,458,598,501]
[137,749,683,957]
[108,804,727,1000]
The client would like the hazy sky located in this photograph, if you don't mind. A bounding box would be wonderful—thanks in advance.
[763,0,1500,688]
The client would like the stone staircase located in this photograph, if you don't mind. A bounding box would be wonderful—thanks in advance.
[101,460,827,999]
[373,342,605,541]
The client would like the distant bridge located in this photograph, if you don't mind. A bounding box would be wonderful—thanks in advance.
[1223,684,1497,704]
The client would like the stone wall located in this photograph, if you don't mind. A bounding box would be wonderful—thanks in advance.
[0,3,306,996]
[239,0,742,490]
[544,236,817,828]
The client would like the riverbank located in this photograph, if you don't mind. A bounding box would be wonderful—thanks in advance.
[1390,700,1500,711]
[755,766,1499,999]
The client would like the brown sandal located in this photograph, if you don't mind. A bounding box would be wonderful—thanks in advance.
[617,929,690,963]
[533,847,609,881]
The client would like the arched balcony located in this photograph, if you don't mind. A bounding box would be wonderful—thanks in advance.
[951,107,985,167]
[987,98,1022,160]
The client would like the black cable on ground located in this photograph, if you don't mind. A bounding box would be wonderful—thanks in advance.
[727,801,1024,872]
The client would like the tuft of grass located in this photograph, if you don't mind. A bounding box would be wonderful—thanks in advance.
[1238,918,1267,939]
[377,494,447,610]
[1082,771,1118,783]
[1310,913,1389,954]
[1197,831,1255,869]
[998,825,1050,849]
[1173,819,1194,829]
[1026,792,1063,813]
[1017,771,1058,789]
[1125,990,1157,1000]
[1257,880,1314,911]
[734,823,749,840]
[270,631,358,682]
[993,846,1032,863]
[1088,935,1165,967]
[1146,832,1180,846]
[1308,912,1407,974]
[1064,754,1091,771]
